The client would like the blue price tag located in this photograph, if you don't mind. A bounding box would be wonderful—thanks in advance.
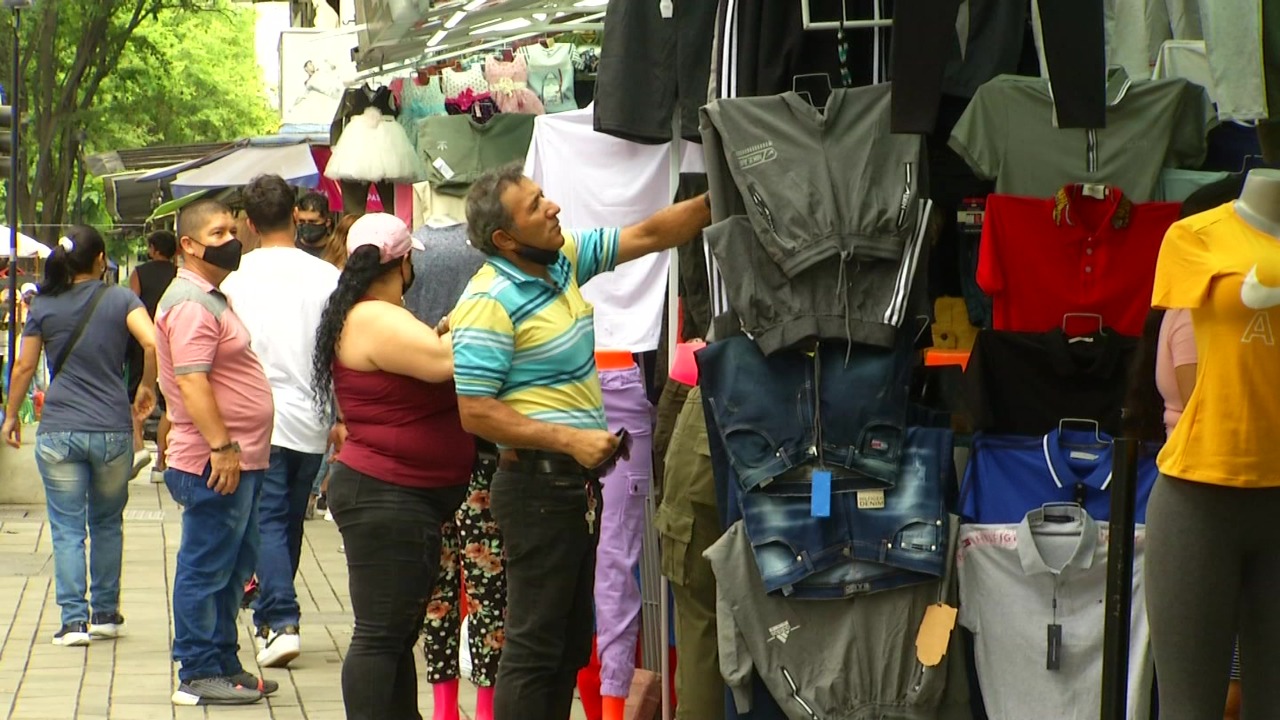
[811,469,832,518]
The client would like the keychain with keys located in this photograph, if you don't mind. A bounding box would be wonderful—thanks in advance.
[585,483,598,534]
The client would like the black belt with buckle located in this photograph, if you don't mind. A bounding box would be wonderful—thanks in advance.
[498,449,591,478]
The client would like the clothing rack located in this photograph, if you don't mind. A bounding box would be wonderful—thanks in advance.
[350,17,605,84]
[800,0,893,29]
[1100,437,1140,718]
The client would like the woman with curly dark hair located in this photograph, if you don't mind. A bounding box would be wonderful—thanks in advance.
[311,212,473,720]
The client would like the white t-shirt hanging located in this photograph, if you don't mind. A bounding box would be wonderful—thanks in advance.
[523,105,705,352]
[956,507,1153,720]
[221,246,340,455]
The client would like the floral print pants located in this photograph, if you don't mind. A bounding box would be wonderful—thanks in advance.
[422,453,506,686]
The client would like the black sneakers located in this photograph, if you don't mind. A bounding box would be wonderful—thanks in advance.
[172,676,263,705]
[229,671,279,696]
[89,612,126,639]
[52,623,90,647]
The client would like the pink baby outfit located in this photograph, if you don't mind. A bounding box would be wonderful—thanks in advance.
[484,56,546,115]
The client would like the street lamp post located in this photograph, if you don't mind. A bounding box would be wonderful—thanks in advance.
[2,0,26,397]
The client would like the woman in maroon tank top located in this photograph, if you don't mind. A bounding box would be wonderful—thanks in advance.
[311,213,471,720]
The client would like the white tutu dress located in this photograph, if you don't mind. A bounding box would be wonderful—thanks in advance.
[325,85,428,185]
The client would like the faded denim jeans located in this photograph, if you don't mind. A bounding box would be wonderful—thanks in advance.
[696,334,913,493]
[739,427,954,598]
[34,431,132,626]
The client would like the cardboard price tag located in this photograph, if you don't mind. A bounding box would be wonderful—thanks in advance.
[915,603,958,667]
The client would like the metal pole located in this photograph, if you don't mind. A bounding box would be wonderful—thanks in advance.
[1100,437,1139,720]
[5,6,19,397]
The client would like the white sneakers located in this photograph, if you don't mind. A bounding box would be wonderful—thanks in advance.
[131,449,152,479]
[255,625,301,668]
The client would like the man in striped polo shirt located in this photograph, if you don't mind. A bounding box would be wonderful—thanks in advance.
[450,162,711,720]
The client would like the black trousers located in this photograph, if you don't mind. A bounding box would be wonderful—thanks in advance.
[489,468,601,720]
[327,463,466,720]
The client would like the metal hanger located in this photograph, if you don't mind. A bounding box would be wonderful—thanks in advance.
[792,73,833,108]
[1057,418,1108,445]
[1063,312,1104,342]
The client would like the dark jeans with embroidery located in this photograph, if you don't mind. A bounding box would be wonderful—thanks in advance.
[739,427,954,597]
[697,335,914,492]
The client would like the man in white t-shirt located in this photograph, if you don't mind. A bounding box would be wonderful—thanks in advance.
[221,174,339,669]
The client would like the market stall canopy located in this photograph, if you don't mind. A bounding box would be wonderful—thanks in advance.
[85,141,242,226]
[147,188,212,222]
[171,143,321,199]
[353,0,606,76]
[0,226,50,258]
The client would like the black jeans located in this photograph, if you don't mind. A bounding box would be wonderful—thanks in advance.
[327,462,466,720]
[489,468,601,720]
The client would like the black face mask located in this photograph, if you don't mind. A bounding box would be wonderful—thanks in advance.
[200,239,243,272]
[402,262,416,293]
[296,223,328,247]
[516,242,559,266]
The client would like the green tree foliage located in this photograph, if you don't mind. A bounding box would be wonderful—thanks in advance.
[91,3,278,152]
[0,0,277,242]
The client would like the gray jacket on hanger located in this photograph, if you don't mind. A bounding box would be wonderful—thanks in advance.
[706,521,950,720]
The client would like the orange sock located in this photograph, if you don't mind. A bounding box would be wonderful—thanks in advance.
[602,695,626,720]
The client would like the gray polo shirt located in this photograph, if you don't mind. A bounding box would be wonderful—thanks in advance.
[949,69,1215,201]
[957,508,1153,720]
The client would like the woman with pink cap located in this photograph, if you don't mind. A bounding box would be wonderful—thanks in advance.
[311,213,474,720]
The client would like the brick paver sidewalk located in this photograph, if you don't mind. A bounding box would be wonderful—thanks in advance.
[0,468,546,720]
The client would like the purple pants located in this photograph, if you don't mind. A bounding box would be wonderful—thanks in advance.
[596,366,654,698]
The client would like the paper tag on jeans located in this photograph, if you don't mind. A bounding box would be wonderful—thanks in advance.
[811,469,832,518]
[432,157,456,180]
[659,0,674,18]
[857,489,885,510]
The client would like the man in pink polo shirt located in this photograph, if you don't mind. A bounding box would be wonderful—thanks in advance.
[155,198,276,706]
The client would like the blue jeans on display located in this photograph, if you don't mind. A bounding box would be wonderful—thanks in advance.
[739,427,953,597]
[165,465,263,682]
[252,446,324,631]
[695,334,912,493]
[34,431,132,626]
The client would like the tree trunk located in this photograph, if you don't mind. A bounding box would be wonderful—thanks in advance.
[12,0,187,243]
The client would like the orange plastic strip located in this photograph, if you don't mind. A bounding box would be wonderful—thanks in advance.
[595,349,636,371]
[924,349,970,371]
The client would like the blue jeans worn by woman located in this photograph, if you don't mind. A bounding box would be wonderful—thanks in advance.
[34,431,132,626]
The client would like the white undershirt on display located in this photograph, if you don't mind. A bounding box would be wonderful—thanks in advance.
[957,508,1153,720]
[524,105,705,352]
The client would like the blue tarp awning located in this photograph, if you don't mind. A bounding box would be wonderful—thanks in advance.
[170,143,320,199]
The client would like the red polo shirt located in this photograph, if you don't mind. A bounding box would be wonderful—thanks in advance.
[977,187,1180,337]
